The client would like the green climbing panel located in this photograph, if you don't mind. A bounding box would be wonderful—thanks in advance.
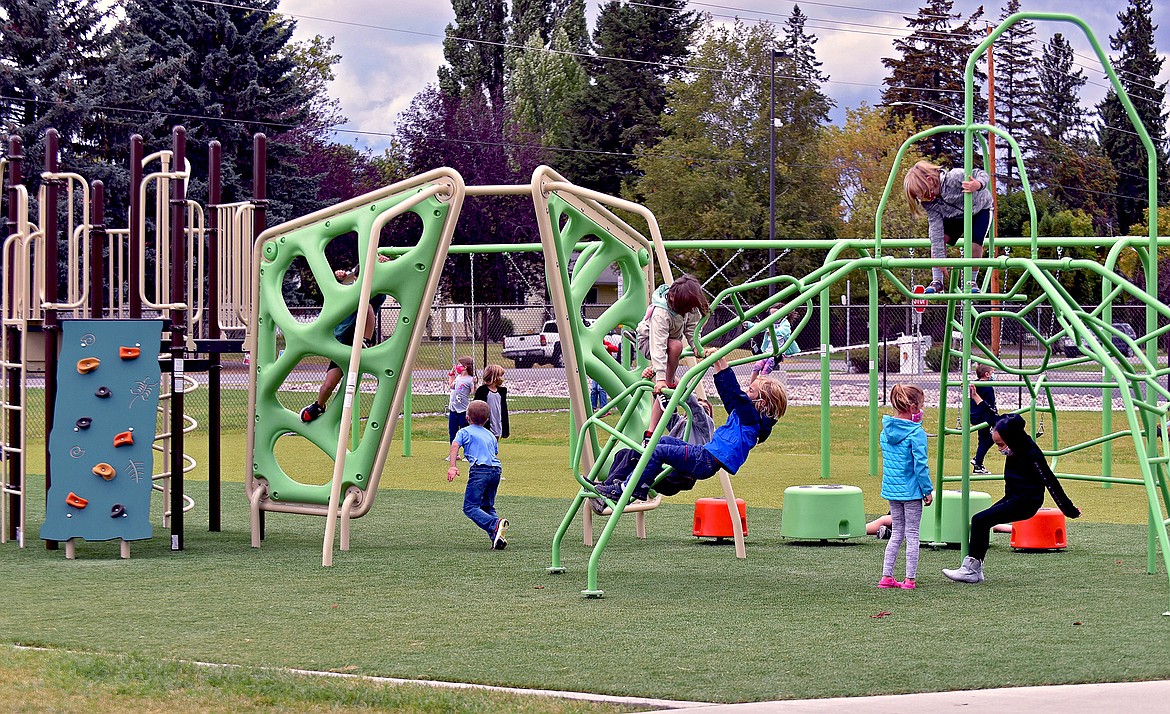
[252,189,453,505]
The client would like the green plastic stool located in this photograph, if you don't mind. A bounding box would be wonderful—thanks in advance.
[920,489,993,544]
[780,484,866,540]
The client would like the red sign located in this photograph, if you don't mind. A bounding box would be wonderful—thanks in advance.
[912,284,927,314]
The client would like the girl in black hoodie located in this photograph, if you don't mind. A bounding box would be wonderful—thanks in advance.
[943,414,1081,583]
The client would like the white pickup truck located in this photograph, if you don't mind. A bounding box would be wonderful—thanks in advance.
[503,319,614,368]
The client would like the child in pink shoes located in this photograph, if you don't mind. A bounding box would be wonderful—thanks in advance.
[877,384,934,589]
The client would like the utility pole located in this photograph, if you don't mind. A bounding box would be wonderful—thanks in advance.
[987,25,1001,357]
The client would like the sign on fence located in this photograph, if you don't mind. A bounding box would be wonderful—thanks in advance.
[912,285,927,314]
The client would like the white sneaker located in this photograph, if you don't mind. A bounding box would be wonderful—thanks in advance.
[491,518,509,550]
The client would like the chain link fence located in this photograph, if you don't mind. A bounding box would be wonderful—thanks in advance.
[17,301,1168,441]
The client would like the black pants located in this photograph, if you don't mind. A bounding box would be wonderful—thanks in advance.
[974,426,993,466]
[969,494,1042,561]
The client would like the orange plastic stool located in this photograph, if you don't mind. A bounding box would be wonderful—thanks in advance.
[693,498,747,539]
[1010,508,1067,550]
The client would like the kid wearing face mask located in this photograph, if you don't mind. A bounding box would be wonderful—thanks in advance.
[943,414,1081,584]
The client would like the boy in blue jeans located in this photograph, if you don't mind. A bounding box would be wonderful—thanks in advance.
[447,400,509,549]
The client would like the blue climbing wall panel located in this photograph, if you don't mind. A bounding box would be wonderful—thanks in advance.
[40,320,163,543]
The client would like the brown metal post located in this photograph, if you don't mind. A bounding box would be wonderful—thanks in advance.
[207,140,222,531]
[252,133,266,541]
[43,130,60,549]
[169,126,187,550]
[90,181,105,318]
[129,135,143,319]
[4,136,21,540]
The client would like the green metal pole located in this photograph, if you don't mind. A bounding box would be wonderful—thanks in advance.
[868,267,880,477]
[820,282,831,478]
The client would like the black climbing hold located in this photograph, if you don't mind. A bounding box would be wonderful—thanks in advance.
[95,386,111,399]
[76,417,92,430]
[111,504,126,518]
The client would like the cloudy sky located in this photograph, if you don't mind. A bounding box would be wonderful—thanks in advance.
[278,0,1170,153]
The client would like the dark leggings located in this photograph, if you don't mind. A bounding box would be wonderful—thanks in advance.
[969,495,1042,560]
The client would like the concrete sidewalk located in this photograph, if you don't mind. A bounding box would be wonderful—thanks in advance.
[666,680,1170,713]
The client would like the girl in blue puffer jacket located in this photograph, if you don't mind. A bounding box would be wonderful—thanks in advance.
[878,384,934,590]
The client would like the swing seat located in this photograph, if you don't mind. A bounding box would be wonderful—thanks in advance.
[1010,508,1067,550]
[780,484,865,540]
[693,498,747,539]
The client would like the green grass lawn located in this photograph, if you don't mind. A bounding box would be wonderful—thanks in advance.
[5,408,1170,708]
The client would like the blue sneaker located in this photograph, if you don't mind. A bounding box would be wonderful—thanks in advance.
[923,280,943,294]
[968,281,981,294]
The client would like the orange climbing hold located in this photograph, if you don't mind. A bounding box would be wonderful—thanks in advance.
[92,463,115,480]
[65,492,89,509]
[119,346,141,360]
[113,431,134,448]
[77,357,101,374]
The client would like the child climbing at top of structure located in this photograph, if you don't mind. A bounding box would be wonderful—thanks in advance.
[596,348,785,503]
[903,160,993,294]
[636,274,709,443]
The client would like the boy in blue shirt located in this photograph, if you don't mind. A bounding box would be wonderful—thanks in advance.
[596,349,787,502]
[447,400,508,549]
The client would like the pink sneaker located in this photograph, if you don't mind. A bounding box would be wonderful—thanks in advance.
[877,576,901,589]
[900,579,917,590]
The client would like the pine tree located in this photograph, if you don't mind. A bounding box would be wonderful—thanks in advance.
[881,0,986,160]
[0,0,113,173]
[1097,0,1169,233]
[113,0,321,222]
[1035,33,1089,143]
[439,0,507,107]
[991,0,1040,193]
[557,0,699,194]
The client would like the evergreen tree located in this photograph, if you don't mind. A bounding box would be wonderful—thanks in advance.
[881,0,985,159]
[439,0,507,107]
[1035,33,1089,144]
[1097,0,1169,233]
[557,0,699,194]
[115,0,320,222]
[0,0,113,174]
[774,5,835,245]
[992,0,1039,193]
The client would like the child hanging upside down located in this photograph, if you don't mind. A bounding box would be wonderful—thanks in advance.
[596,349,786,502]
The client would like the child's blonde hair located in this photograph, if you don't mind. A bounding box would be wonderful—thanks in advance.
[457,355,476,378]
[482,364,505,388]
[903,160,942,217]
[753,377,788,420]
[890,383,925,415]
[467,399,490,425]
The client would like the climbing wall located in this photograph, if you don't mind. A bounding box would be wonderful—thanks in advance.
[40,319,163,544]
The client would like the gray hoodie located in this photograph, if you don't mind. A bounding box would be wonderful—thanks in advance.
[924,167,993,243]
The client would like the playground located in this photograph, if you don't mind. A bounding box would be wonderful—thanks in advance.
[2,11,1169,710]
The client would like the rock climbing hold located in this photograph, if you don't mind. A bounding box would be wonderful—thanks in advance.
[65,492,88,509]
[119,346,141,360]
[75,417,92,430]
[77,357,101,374]
[110,504,126,518]
[113,431,134,448]
[95,386,111,399]
[92,463,115,480]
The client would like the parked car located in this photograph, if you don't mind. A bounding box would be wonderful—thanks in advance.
[1057,322,1137,358]
[503,319,606,368]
